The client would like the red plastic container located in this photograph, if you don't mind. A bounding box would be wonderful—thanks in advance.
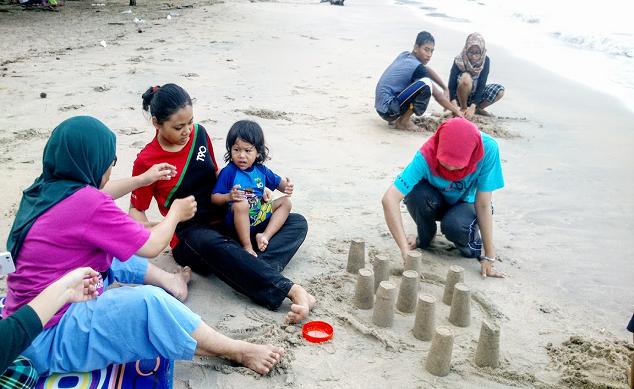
[302,321,334,343]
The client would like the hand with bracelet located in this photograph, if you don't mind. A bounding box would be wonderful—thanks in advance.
[479,254,505,278]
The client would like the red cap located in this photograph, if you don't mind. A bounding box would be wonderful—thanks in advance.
[302,321,334,343]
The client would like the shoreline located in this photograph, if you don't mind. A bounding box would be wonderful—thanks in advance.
[0,0,632,387]
[394,0,634,115]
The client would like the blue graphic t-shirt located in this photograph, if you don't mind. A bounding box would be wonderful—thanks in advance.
[394,132,504,204]
[213,162,282,227]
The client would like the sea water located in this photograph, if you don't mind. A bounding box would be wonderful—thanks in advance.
[399,0,634,113]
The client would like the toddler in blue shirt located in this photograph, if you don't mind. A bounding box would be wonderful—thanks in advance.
[212,120,293,257]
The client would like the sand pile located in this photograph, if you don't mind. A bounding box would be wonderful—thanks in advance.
[411,112,524,139]
[546,335,633,388]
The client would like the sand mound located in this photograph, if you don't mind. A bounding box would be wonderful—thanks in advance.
[411,113,522,139]
[236,108,292,121]
[546,335,633,388]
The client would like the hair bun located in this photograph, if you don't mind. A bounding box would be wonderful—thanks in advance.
[142,85,161,113]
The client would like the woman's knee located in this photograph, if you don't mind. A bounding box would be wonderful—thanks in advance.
[285,213,308,232]
[440,217,468,243]
[494,88,505,102]
[122,285,173,308]
[440,205,475,244]
[458,73,473,88]
[405,181,444,216]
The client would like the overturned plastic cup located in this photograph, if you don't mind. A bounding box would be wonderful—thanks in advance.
[302,321,334,343]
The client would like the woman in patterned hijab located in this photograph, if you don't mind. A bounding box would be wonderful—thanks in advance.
[448,32,505,118]
[455,32,487,76]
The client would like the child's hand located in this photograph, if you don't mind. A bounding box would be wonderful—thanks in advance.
[282,177,294,196]
[230,185,246,202]
[262,188,273,203]
[139,163,177,186]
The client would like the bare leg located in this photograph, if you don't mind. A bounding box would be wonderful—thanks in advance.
[477,89,505,116]
[233,200,257,256]
[256,197,292,252]
[457,72,473,110]
[144,263,192,302]
[191,322,284,375]
[394,108,419,131]
[286,284,317,323]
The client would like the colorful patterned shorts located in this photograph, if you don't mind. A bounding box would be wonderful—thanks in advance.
[0,356,38,389]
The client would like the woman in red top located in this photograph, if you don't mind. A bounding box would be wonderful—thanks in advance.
[129,84,315,323]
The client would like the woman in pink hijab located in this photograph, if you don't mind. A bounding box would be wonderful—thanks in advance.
[448,33,505,119]
[382,118,505,278]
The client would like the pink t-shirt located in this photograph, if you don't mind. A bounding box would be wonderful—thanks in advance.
[2,186,150,328]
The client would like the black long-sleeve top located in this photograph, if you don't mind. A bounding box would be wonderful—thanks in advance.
[0,305,42,374]
[448,56,490,105]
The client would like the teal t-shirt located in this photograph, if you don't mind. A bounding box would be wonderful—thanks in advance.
[394,132,504,204]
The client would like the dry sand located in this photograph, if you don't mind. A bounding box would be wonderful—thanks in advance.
[1,0,633,388]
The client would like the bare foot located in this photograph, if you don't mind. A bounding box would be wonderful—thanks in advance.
[476,108,495,117]
[255,233,269,252]
[394,118,419,131]
[286,285,316,323]
[166,266,192,302]
[244,246,258,257]
[233,341,285,375]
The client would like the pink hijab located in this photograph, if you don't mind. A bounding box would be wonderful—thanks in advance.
[419,118,484,182]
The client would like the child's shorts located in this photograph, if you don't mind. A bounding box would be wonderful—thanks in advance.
[225,198,273,231]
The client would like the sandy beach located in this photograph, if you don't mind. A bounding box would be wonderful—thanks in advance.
[1,0,633,387]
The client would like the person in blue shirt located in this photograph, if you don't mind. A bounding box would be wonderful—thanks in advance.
[382,117,505,278]
[212,120,293,257]
[375,31,462,131]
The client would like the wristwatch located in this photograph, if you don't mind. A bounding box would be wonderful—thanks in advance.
[478,255,495,262]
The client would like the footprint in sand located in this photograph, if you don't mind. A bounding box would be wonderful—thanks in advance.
[93,85,111,92]
[58,104,85,112]
[128,56,143,63]
[117,128,144,136]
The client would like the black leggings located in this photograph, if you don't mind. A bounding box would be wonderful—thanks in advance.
[404,180,482,258]
[172,213,308,310]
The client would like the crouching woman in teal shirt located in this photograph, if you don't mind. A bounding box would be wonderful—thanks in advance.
[382,117,505,278]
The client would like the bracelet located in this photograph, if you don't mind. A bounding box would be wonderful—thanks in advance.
[479,255,495,262]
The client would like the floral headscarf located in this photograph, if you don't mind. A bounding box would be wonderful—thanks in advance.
[454,32,487,77]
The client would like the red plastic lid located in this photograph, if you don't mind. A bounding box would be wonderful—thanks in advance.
[302,321,334,343]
